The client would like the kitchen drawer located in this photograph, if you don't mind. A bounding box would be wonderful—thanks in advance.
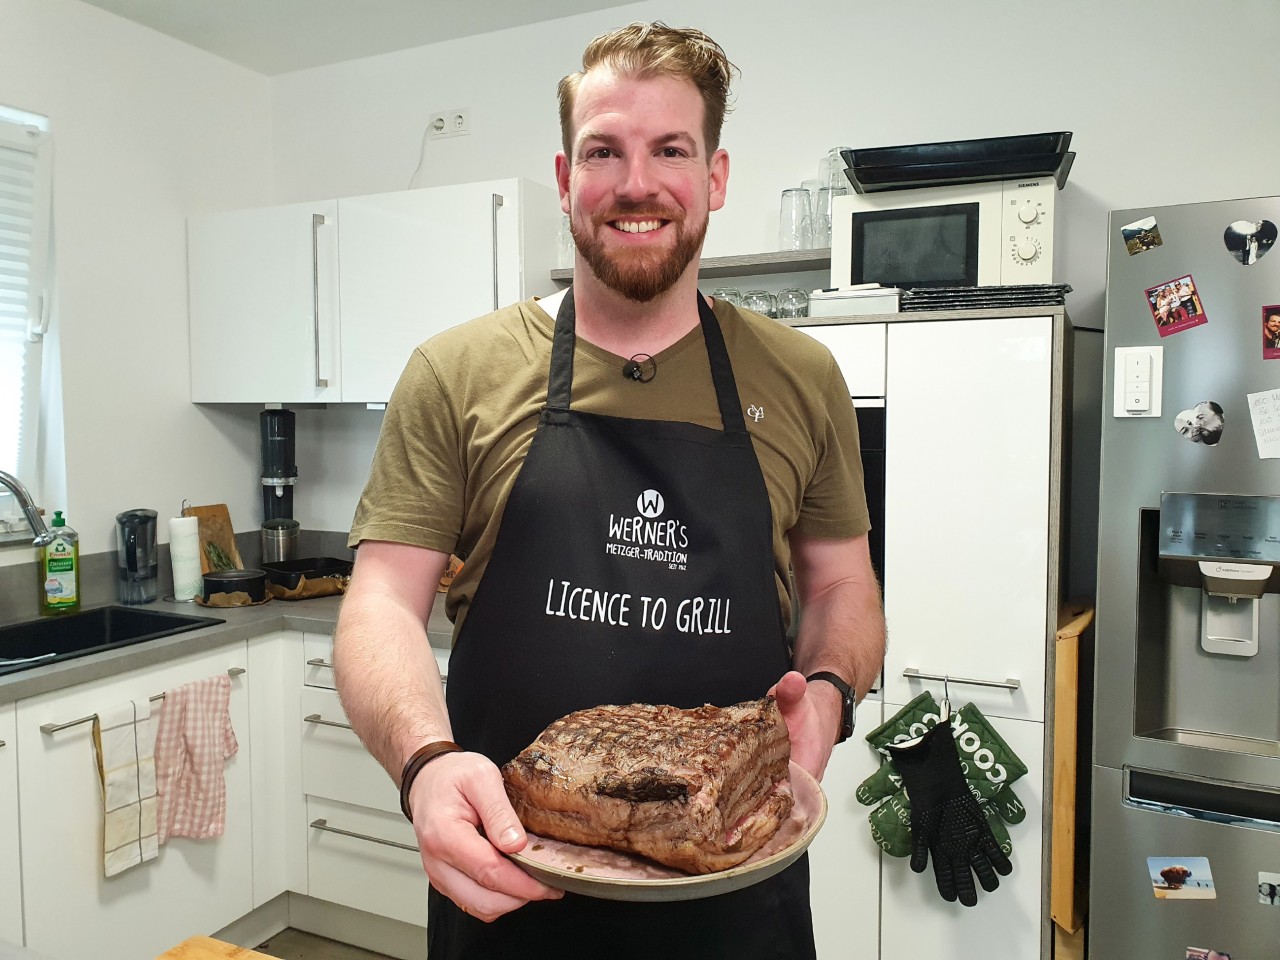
[306,796,428,928]
[301,685,397,814]
[304,633,449,690]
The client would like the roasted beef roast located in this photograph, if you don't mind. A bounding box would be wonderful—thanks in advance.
[501,697,794,874]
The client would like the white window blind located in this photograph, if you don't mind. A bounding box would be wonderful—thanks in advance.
[0,107,52,501]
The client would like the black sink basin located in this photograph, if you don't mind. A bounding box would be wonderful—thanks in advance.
[0,606,225,676]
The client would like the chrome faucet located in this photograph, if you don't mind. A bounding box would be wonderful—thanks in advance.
[0,469,52,545]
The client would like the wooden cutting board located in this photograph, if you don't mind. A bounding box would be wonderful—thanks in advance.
[155,936,273,959]
[183,503,244,574]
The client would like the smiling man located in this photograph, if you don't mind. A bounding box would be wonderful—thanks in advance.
[334,22,885,960]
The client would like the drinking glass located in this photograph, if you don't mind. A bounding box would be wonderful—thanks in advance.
[741,290,778,318]
[709,286,742,306]
[811,187,834,249]
[778,188,811,251]
[777,288,810,319]
[556,215,575,268]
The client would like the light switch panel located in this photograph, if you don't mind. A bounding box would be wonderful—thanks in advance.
[1113,346,1162,417]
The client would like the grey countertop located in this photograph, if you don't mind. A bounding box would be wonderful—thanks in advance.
[0,594,456,705]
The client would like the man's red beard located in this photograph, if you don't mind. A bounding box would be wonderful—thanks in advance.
[570,202,707,303]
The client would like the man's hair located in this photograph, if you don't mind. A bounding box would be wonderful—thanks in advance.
[557,22,738,157]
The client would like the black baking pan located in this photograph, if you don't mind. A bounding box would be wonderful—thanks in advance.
[841,132,1072,169]
[202,568,268,603]
[843,151,1075,193]
[262,557,354,592]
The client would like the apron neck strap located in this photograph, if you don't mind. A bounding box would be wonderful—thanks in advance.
[547,287,748,434]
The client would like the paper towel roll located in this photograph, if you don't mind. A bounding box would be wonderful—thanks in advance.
[169,516,202,601]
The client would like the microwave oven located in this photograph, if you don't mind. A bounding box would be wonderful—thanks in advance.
[829,178,1057,289]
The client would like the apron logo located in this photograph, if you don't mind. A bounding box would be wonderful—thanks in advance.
[746,404,764,422]
[637,489,665,518]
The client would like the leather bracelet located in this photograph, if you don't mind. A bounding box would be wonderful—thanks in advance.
[399,740,464,823]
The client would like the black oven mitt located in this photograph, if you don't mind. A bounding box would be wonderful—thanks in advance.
[887,716,1013,906]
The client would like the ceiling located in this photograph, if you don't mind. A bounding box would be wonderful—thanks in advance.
[79,0,640,75]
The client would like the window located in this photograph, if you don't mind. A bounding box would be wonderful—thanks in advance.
[0,105,53,531]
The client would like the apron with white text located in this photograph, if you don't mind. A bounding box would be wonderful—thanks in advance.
[430,290,814,959]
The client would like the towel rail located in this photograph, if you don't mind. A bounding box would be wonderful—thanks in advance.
[38,667,246,735]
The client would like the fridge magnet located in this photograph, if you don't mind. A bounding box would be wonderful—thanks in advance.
[1224,219,1276,265]
[1145,275,1208,337]
[1264,305,1280,359]
[1174,401,1225,446]
[1186,949,1232,960]
[1260,870,1280,906]
[1149,856,1217,899]
[1121,215,1163,255]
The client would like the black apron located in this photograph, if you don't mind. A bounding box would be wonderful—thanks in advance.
[431,290,815,960]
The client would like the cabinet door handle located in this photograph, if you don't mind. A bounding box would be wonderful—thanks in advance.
[901,667,1021,691]
[0,739,6,748]
[303,713,352,730]
[40,667,246,734]
[306,658,334,669]
[311,212,329,389]
[310,817,418,852]
[491,193,504,311]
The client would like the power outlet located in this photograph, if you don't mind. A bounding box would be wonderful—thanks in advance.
[428,108,470,139]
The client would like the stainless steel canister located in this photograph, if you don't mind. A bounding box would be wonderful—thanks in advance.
[260,518,300,564]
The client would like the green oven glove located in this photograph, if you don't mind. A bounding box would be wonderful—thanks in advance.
[887,716,1014,906]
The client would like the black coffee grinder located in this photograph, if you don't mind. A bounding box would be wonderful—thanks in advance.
[260,409,297,522]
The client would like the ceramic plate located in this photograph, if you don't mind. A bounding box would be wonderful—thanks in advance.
[507,762,826,902]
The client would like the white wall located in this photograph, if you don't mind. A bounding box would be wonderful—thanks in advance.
[266,0,1280,530]
[0,0,273,566]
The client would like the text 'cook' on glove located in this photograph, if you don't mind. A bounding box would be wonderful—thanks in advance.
[887,716,1013,907]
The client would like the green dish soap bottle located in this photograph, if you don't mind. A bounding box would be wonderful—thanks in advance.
[39,510,80,615]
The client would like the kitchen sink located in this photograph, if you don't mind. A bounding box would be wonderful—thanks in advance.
[0,606,225,677]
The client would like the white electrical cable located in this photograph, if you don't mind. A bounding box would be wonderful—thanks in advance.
[407,119,432,190]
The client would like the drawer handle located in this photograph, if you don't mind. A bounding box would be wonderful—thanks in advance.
[310,817,418,853]
[0,739,6,748]
[40,667,246,735]
[306,658,334,669]
[901,667,1021,691]
[303,713,352,730]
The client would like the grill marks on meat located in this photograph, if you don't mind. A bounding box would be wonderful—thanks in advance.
[501,697,794,874]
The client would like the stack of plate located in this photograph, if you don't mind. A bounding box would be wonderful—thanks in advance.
[841,132,1074,194]
[899,284,1073,312]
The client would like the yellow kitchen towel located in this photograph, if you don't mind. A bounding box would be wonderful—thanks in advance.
[91,699,159,878]
[154,674,238,843]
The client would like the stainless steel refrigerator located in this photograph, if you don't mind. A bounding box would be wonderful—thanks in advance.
[1091,196,1280,959]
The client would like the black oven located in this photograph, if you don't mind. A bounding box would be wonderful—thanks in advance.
[854,403,885,584]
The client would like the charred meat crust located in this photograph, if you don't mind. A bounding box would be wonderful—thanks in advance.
[501,697,793,874]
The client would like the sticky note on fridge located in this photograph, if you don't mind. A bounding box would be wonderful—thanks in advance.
[1246,389,1280,458]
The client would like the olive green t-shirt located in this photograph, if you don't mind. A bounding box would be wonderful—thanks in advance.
[349,295,870,636]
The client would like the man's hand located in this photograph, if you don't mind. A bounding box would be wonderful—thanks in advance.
[769,670,840,779]
[407,750,564,921]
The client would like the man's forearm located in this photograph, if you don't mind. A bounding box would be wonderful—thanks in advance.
[792,574,885,703]
[333,588,452,783]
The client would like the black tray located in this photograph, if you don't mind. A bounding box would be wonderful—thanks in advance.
[842,132,1072,168]
[844,152,1075,193]
[262,557,353,591]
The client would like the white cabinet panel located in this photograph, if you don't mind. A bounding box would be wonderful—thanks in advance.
[301,685,398,815]
[16,643,253,960]
[795,322,887,397]
[189,200,342,403]
[307,797,429,928]
[0,703,21,946]
[882,316,1052,722]
[810,698,882,960]
[879,708,1045,959]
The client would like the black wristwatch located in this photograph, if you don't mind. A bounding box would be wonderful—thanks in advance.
[806,671,855,744]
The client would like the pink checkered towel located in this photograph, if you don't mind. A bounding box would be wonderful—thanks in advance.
[153,674,238,843]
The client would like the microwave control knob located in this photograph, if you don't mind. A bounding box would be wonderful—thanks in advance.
[1018,204,1039,225]
[1015,239,1040,262]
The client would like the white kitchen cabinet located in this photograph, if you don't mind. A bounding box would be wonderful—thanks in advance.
[188,178,560,404]
[878,708,1046,960]
[881,316,1053,723]
[809,697,883,960]
[794,321,887,397]
[0,702,22,946]
[15,642,253,960]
